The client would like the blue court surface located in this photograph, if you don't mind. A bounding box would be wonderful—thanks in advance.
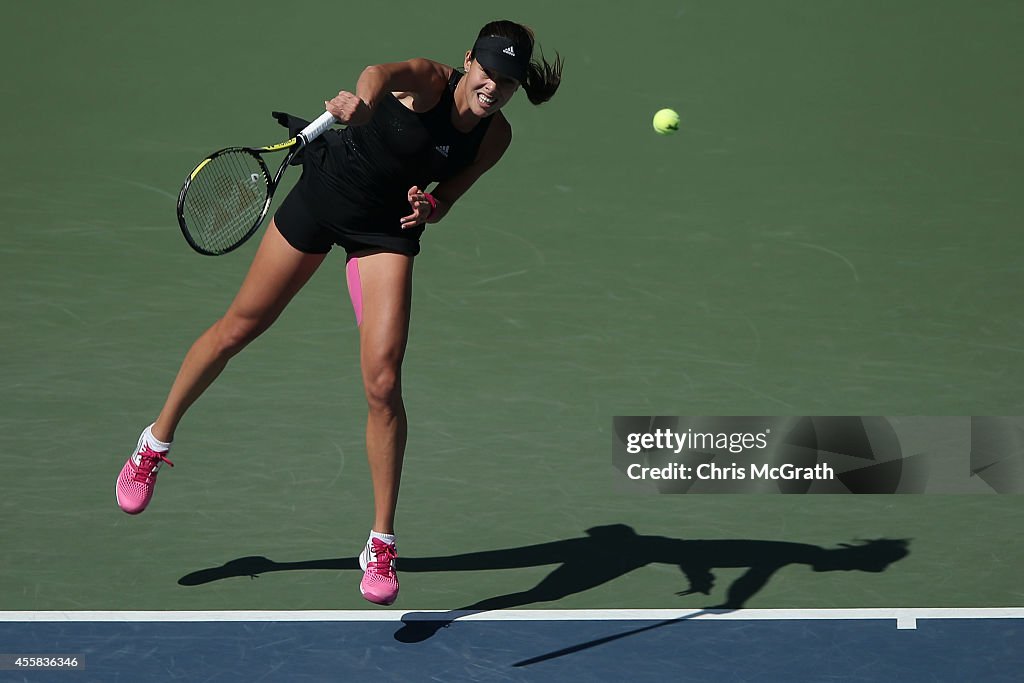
[1,609,1021,682]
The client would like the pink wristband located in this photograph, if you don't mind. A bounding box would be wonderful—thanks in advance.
[424,192,437,220]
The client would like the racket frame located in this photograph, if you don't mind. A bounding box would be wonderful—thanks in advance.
[176,112,336,256]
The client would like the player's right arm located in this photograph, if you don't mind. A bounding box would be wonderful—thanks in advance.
[325,58,448,126]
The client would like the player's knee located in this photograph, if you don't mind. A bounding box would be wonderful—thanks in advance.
[363,366,402,413]
[214,315,268,355]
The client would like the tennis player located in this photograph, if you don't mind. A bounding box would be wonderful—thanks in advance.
[115,20,562,606]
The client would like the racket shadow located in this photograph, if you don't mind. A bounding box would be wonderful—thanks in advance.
[178,556,359,586]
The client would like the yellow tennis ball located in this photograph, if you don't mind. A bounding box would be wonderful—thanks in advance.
[652,108,680,135]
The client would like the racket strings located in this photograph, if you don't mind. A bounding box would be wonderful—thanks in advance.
[181,151,269,253]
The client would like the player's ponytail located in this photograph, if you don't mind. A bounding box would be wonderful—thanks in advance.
[522,50,563,105]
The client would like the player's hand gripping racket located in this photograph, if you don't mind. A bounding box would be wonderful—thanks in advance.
[176,111,336,255]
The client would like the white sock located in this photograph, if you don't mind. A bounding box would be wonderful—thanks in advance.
[369,531,396,546]
[143,424,172,452]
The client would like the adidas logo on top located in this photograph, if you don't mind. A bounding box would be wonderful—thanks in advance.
[435,145,450,157]
[502,46,516,57]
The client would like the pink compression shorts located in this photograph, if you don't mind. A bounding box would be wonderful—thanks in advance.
[345,257,363,327]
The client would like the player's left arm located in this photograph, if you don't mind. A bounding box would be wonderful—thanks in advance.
[425,114,513,224]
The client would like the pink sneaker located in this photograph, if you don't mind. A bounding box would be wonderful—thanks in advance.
[116,431,174,514]
[359,538,399,605]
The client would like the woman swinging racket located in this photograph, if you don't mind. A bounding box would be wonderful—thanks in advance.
[115,20,563,606]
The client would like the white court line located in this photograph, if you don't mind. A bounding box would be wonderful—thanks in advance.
[2,609,1023,630]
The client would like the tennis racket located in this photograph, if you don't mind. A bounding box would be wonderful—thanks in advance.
[176,111,336,256]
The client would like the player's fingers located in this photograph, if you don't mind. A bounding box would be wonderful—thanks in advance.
[326,92,367,124]
[325,99,348,121]
[407,190,430,210]
[400,209,429,229]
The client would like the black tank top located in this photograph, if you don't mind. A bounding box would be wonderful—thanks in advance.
[321,70,492,212]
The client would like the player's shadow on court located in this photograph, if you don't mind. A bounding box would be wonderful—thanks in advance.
[390,525,909,643]
[178,524,909,645]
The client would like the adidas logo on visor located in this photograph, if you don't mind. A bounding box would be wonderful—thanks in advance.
[502,46,516,57]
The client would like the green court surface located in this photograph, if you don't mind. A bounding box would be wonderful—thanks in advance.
[1,0,1022,617]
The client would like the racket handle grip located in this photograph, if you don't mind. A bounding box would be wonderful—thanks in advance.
[297,111,337,145]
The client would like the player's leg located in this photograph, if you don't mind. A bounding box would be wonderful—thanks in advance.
[349,250,414,604]
[355,251,414,533]
[116,220,328,514]
[152,220,328,440]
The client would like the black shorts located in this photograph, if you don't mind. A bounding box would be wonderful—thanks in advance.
[274,167,425,257]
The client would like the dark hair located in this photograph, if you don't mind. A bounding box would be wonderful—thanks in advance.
[473,20,563,105]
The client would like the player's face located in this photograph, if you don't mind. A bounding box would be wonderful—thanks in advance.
[462,55,520,117]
